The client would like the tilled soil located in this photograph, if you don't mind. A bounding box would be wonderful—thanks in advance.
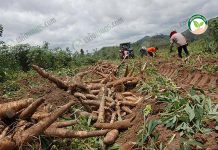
[0,58,217,149]
[117,57,218,149]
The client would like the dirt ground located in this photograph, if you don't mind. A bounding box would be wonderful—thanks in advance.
[116,56,218,149]
[0,57,217,149]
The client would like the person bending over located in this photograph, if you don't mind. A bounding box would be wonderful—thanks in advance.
[170,30,189,58]
[147,47,158,57]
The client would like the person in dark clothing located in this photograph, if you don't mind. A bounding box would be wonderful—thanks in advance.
[170,30,189,58]
[140,47,147,57]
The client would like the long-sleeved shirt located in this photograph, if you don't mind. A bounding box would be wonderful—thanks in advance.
[170,33,187,47]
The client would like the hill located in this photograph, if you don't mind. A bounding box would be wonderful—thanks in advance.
[97,16,218,57]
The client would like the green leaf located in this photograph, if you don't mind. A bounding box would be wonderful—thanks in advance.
[108,144,120,150]
[143,104,152,117]
[199,22,204,27]
[194,21,200,28]
[184,104,195,121]
[186,139,204,149]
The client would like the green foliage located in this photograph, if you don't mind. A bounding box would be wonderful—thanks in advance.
[0,43,101,83]
[139,75,178,95]
[180,138,204,150]
[158,89,218,136]
[137,119,160,146]
[0,24,3,37]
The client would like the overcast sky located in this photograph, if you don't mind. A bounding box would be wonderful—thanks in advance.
[0,0,217,52]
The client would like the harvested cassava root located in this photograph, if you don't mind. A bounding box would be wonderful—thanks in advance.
[0,61,147,148]
[103,129,119,145]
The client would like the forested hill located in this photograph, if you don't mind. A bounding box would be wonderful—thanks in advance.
[97,16,218,57]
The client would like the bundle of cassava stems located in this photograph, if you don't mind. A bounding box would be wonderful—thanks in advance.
[0,61,146,149]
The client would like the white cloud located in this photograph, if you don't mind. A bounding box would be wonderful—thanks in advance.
[0,0,217,52]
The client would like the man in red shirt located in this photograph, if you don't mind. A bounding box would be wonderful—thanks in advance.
[147,47,158,57]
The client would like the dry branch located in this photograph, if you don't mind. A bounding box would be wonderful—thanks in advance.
[106,77,136,87]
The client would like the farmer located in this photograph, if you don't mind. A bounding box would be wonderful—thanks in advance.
[140,47,147,57]
[147,47,158,57]
[170,30,189,58]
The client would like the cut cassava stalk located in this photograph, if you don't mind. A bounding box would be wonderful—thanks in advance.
[115,102,122,121]
[93,119,132,129]
[68,81,90,93]
[50,120,78,128]
[44,128,109,138]
[32,65,69,90]
[74,70,91,80]
[106,77,136,87]
[0,127,9,139]
[97,87,107,123]
[19,98,45,120]
[13,100,76,146]
[0,98,34,119]
[110,112,117,123]
[103,129,119,145]
[127,66,135,77]
[123,65,129,77]
[100,76,110,84]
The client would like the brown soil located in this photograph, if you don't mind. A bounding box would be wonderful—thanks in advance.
[0,57,217,149]
[117,56,218,149]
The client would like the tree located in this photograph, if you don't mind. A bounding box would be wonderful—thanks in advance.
[80,49,84,55]
[14,44,31,72]
[208,19,218,52]
[43,41,50,49]
[0,24,3,37]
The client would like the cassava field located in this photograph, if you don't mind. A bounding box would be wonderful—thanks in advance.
[0,17,218,150]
